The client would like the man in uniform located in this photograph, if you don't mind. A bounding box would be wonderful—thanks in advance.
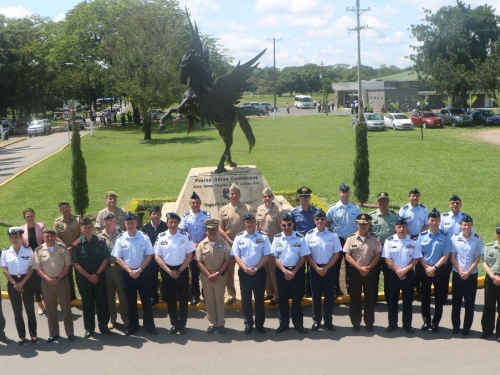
[33,228,75,342]
[97,213,129,330]
[95,191,126,231]
[256,188,282,306]
[141,205,168,306]
[480,223,500,342]
[382,217,421,334]
[306,209,342,331]
[54,201,82,300]
[195,219,231,334]
[231,212,271,334]
[417,208,451,333]
[399,188,429,237]
[72,218,112,338]
[326,183,362,296]
[344,214,382,332]
[271,213,309,334]
[218,183,252,305]
[179,192,211,305]
[112,212,157,336]
[440,194,465,234]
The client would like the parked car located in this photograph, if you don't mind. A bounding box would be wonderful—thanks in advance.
[438,107,472,126]
[410,111,443,128]
[239,104,265,116]
[384,113,413,130]
[352,113,386,131]
[28,119,51,137]
[471,109,500,126]
[69,115,86,130]
[259,102,277,111]
[1,118,14,135]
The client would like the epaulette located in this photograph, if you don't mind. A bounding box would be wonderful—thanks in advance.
[306,229,315,235]
[403,204,410,209]
[182,212,190,217]
[486,242,495,246]
[474,233,482,238]
[420,230,429,236]
[72,238,81,246]
[54,216,63,221]
[440,229,448,236]
[410,235,418,240]
[2,247,9,252]
[117,234,123,239]
[348,232,356,237]
[56,241,67,248]
[180,229,188,235]
[387,235,394,241]
[35,244,44,251]
[296,232,303,238]
[290,207,298,212]
[202,210,209,216]
[98,237,107,242]
[442,212,450,217]
[368,210,377,215]
[157,231,167,237]
[328,228,335,233]
[235,231,244,237]
[275,233,283,238]
[419,204,426,208]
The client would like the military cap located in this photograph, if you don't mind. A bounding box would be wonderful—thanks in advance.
[281,213,293,222]
[409,187,420,195]
[313,209,327,218]
[43,228,57,235]
[395,217,408,226]
[242,212,255,221]
[103,212,116,220]
[377,192,389,201]
[428,208,440,218]
[203,218,220,229]
[496,223,500,233]
[461,214,473,223]
[339,183,350,192]
[124,211,137,221]
[190,191,200,200]
[106,190,118,198]
[7,226,24,236]
[149,205,161,213]
[58,201,70,207]
[166,212,181,221]
[356,213,372,223]
[297,186,312,197]
[229,183,240,192]
[81,217,93,226]
[262,188,273,196]
[450,194,461,202]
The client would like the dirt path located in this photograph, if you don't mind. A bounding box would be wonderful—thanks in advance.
[470,129,500,145]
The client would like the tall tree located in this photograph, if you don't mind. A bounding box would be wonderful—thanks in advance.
[352,107,370,206]
[70,125,89,216]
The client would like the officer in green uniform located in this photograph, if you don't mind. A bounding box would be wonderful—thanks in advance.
[72,218,112,338]
[481,223,500,342]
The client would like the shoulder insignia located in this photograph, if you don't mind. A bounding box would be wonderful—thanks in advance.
[387,235,394,241]
[440,230,448,235]
[158,231,167,237]
[180,229,188,235]
[202,210,209,216]
[368,210,377,215]
[442,212,450,217]
[55,216,63,221]
[306,229,314,235]
[474,233,481,238]
[74,214,82,218]
[235,231,244,237]
[420,204,426,208]
[182,212,190,217]
[56,241,67,249]
[275,233,283,238]
[486,242,495,246]
[98,237,107,242]
[328,228,335,233]
[410,235,418,240]
[296,232,304,238]
[348,232,356,237]
[420,230,429,235]
[117,234,123,239]
[35,244,44,251]
[72,239,81,246]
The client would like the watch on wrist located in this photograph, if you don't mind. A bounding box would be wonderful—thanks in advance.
[215,271,219,276]
[253,267,258,272]
[403,268,407,274]
[291,270,296,275]
[56,277,61,282]
[138,267,143,273]
[96,272,100,277]
[176,269,181,275]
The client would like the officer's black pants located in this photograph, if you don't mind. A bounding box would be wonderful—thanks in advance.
[276,267,304,328]
[348,266,379,327]
[481,275,500,337]
[122,267,155,331]
[238,267,266,328]
[417,263,449,327]
[161,266,189,328]
[451,271,478,331]
[78,273,109,333]
[309,264,336,325]
[7,274,36,339]
[386,269,415,328]
[189,258,201,298]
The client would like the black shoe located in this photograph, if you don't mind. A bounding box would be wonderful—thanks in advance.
[303,293,312,298]
[18,338,26,345]
[452,328,460,335]
[30,336,38,344]
[480,333,492,339]
[311,322,320,331]
[191,296,200,305]
[256,327,266,334]
[496,337,500,343]
[276,325,288,333]
[366,326,374,332]
[462,329,470,336]
[244,326,253,334]
[352,326,360,332]
[84,331,93,339]
[47,335,59,343]
[100,329,113,336]
[404,327,415,334]
[294,326,307,334]
[178,327,187,335]
[0,335,10,344]
[125,328,138,336]
[169,326,179,335]
[421,323,431,331]
[207,326,216,334]
[324,322,336,331]
[68,335,76,342]
[226,297,236,305]
[217,326,227,334]
[432,325,439,333]
[147,328,158,335]
[385,326,396,333]
[269,298,279,306]
[150,298,158,307]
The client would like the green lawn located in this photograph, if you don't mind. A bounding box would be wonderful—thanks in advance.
[1,114,498,288]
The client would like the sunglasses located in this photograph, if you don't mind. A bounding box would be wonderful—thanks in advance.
[315,218,325,221]
[262,195,273,198]
[281,223,293,227]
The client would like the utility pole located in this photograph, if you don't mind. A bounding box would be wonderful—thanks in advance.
[267,37,282,120]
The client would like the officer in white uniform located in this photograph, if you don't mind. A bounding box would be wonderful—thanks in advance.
[440,194,465,234]
[398,188,429,237]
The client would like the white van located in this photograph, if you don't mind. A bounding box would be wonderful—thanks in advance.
[294,95,313,109]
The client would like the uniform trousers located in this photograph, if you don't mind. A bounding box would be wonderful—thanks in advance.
[77,273,109,333]
[417,263,449,327]
[122,268,155,331]
[149,259,160,302]
[189,259,201,298]
[309,264,336,325]
[7,274,36,338]
[238,267,266,328]
[226,258,237,298]
[41,277,73,337]
[481,275,500,337]
[276,267,304,328]
[0,285,6,337]
[386,269,415,328]
[451,271,478,331]
[264,257,279,298]
[160,266,189,328]
[200,272,226,327]
[31,271,43,303]
[105,264,129,326]
[333,237,349,294]
[348,266,379,327]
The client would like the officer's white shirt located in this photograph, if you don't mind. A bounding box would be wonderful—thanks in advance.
[179,209,210,244]
[271,231,309,267]
[451,232,484,274]
[399,203,428,236]
[326,201,361,238]
[1,245,33,275]
[382,234,422,269]
[305,228,342,264]
[112,230,153,269]
[439,211,463,234]
[231,230,271,267]
[154,229,195,266]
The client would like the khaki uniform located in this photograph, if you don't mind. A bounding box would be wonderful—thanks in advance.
[218,203,252,298]
[95,207,126,231]
[97,228,129,327]
[54,214,82,246]
[33,242,74,337]
[195,236,231,327]
[256,203,283,299]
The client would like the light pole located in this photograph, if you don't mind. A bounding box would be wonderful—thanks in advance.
[65,63,94,136]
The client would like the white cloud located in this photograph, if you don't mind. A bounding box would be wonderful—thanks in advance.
[53,12,65,22]
[205,20,247,32]
[177,0,221,22]
[255,0,323,15]
[0,5,32,19]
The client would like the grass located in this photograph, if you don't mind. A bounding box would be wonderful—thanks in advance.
[1,114,499,288]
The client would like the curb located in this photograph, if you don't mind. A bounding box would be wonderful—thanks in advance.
[0,137,27,149]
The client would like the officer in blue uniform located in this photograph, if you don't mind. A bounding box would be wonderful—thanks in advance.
[398,188,429,237]
[305,209,342,331]
[416,208,451,333]
[382,217,422,334]
[439,194,465,234]
[271,213,309,334]
[231,212,271,334]
[179,192,210,305]
[450,214,484,336]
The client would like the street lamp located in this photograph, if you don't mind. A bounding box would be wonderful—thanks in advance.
[65,63,94,137]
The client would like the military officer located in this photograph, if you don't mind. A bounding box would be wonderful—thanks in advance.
[450,214,483,336]
[54,201,82,300]
[141,205,168,306]
[33,228,75,342]
[97,212,129,330]
[71,218,112,338]
[440,194,465,234]
[255,187,282,306]
[344,214,382,332]
[179,192,211,305]
[416,208,451,333]
[95,191,126,231]
[305,209,342,331]
[112,212,157,336]
[155,212,195,334]
[382,217,422,334]
[326,183,362,296]
[231,212,271,334]
[398,188,429,237]
[272,213,309,334]
[480,223,500,342]
[218,183,252,305]
[195,219,231,334]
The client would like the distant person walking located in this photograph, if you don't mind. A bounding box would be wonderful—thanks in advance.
[286,103,290,114]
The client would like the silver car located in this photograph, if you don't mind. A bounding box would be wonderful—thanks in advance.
[28,119,51,137]
[352,113,386,131]
[384,113,413,130]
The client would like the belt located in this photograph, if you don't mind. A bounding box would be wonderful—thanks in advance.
[107,263,116,267]
[13,274,25,279]
[284,266,295,271]
[316,264,327,267]
[167,264,182,270]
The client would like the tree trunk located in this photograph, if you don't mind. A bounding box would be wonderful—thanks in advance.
[143,120,152,140]
[132,102,140,124]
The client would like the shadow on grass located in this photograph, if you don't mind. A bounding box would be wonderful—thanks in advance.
[139,136,217,145]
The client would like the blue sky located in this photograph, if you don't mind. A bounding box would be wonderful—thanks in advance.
[1,0,498,70]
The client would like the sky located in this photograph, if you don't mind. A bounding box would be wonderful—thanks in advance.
[2,0,500,70]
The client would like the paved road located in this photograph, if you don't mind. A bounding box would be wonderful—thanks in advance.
[0,290,496,374]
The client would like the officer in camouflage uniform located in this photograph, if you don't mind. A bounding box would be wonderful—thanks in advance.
[481,223,500,342]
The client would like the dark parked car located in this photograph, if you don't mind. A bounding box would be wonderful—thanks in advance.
[239,104,265,116]
[471,109,500,126]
